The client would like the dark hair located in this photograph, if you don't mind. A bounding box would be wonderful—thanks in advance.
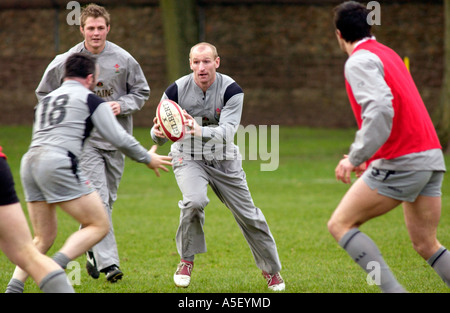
[334,1,372,43]
[64,53,97,79]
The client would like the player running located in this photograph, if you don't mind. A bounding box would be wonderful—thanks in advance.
[328,1,450,292]
[34,4,150,282]
[1,146,74,293]
[151,42,284,291]
[5,53,171,293]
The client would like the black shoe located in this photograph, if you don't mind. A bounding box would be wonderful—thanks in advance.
[102,265,123,283]
[86,251,100,279]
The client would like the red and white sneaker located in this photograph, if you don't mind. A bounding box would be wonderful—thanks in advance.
[174,260,193,288]
[262,271,285,291]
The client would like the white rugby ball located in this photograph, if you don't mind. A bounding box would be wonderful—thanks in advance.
[156,99,185,142]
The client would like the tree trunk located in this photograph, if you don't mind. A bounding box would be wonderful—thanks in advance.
[437,0,450,152]
[160,0,199,85]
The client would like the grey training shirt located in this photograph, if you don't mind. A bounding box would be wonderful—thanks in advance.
[32,80,151,164]
[36,41,150,151]
[151,73,244,161]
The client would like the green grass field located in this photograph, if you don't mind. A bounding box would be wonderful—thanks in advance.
[0,125,449,294]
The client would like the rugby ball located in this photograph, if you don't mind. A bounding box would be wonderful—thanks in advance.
[156,99,185,142]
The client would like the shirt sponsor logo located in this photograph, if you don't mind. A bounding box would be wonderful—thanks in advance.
[94,85,114,98]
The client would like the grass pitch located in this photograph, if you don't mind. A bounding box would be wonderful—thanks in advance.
[0,125,449,294]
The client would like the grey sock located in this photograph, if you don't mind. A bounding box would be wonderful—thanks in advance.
[5,278,25,293]
[427,246,450,287]
[52,252,71,269]
[39,270,74,293]
[339,228,406,293]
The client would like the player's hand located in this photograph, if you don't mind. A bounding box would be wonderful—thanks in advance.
[183,111,201,137]
[354,161,367,178]
[152,117,166,139]
[335,155,356,184]
[146,145,172,177]
[108,101,121,115]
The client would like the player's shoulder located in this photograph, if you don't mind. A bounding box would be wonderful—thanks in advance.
[63,82,106,114]
[165,74,193,102]
[50,80,87,97]
[216,72,235,84]
[61,42,85,59]
[67,41,86,53]
[104,41,135,60]
[47,42,85,68]
[52,80,96,98]
[216,73,243,97]
[175,73,194,85]
[171,74,195,92]
[216,73,241,89]
[86,93,107,113]
[49,51,73,69]
[346,49,383,74]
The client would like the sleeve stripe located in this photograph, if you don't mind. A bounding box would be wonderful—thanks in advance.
[87,93,105,114]
[224,82,243,105]
[165,83,178,103]
[83,93,105,144]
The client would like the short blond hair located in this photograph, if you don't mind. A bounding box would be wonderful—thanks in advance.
[80,3,110,28]
[189,42,219,60]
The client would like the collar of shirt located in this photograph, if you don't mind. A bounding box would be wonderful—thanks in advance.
[353,36,376,50]
[79,40,109,55]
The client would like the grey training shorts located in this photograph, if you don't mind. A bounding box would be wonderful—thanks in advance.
[362,166,444,202]
[21,146,94,203]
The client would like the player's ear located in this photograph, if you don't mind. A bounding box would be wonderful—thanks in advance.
[215,57,220,69]
[86,73,95,86]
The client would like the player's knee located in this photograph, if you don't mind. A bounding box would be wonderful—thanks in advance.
[97,215,110,238]
[327,217,347,242]
[411,241,427,259]
[327,218,338,238]
[84,207,110,239]
[179,197,208,225]
[7,243,37,271]
[33,233,56,253]
[183,196,209,211]
[411,238,438,260]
